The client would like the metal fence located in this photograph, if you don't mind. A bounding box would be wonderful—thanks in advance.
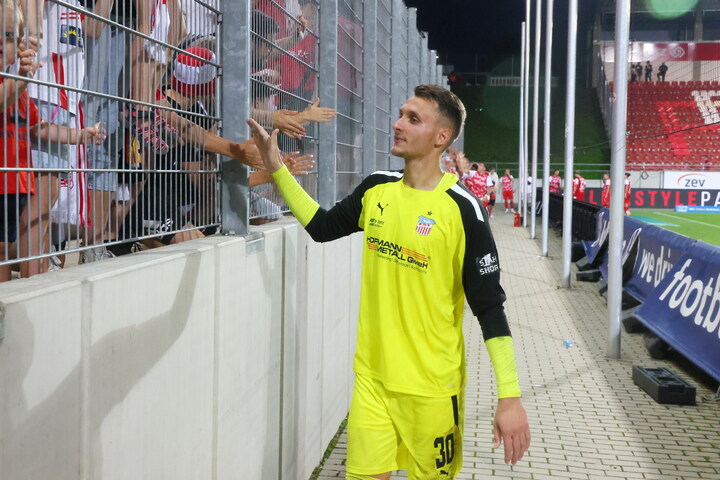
[0,0,444,279]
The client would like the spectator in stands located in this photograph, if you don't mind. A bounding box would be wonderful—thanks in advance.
[280,0,317,109]
[128,0,186,153]
[601,172,611,208]
[112,45,314,250]
[624,172,632,215]
[80,0,136,262]
[78,0,184,262]
[180,0,218,37]
[630,62,637,82]
[644,61,653,82]
[501,169,514,213]
[253,0,308,60]
[250,10,334,141]
[548,169,562,194]
[1,0,39,281]
[247,84,530,478]
[657,62,668,82]
[634,63,643,83]
[1,0,106,280]
[23,0,89,274]
[572,171,586,201]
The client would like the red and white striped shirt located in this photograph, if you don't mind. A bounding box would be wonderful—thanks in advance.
[501,174,514,193]
[28,0,85,116]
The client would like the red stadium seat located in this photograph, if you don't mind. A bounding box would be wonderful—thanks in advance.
[624,79,720,168]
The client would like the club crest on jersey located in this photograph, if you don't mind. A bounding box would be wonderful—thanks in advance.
[60,25,84,48]
[416,215,436,236]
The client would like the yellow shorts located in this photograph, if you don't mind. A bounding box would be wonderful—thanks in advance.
[346,373,464,479]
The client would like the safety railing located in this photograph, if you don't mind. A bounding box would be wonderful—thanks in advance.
[0,0,445,280]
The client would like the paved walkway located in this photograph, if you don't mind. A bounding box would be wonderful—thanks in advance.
[313,211,720,480]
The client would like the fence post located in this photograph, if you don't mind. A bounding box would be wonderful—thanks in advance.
[363,0,378,178]
[390,0,408,170]
[220,0,252,234]
[318,0,339,209]
[408,8,420,90]
[420,34,429,84]
[430,49,437,85]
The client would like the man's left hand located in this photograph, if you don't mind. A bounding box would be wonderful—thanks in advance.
[492,397,531,465]
[234,139,265,170]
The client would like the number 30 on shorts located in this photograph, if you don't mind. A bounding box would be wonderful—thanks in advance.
[434,433,455,468]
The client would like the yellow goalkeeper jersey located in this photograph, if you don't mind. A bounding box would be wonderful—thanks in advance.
[272,166,520,398]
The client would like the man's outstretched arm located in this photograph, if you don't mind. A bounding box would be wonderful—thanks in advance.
[246,119,363,242]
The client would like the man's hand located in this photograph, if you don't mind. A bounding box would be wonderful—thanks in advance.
[492,397,531,465]
[283,151,314,176]
[247,118,283,173]
[298,99,337,124]
[17,41,41,78]
[272,109,306,139]
[231,139,264,170]
[297,14,308,34]
[80,122,107,145]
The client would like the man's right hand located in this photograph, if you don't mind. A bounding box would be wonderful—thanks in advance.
[17,41,41,78]
[272,109,306,139]
[247,118,284,173]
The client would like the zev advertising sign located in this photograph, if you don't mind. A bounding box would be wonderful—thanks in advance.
[663,172,720,190]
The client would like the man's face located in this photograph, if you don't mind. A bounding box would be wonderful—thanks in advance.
[477,163,486,173]
[1,13,18,68]
[391,96,448,160]
[252,33,276,64]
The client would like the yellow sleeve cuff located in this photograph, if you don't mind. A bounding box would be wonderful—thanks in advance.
[270,165,320,227]
[485,336,522,398]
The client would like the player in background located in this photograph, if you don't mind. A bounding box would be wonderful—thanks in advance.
[548,169,562,194]
[624,172,632,215]
[572,171,586,202]
[601,172,611,208]
[500,169,514,213]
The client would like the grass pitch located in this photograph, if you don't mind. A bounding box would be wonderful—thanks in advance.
[633,210,720,246]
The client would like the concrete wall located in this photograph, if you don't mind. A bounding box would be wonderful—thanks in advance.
[0,218,361,480]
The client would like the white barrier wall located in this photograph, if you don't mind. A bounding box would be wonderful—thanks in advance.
[0,218,361,480]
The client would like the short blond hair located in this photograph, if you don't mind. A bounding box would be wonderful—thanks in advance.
[2,0,25,36]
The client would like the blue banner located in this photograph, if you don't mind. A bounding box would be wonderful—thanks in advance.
[598,215,645,282]
[624,225,696,302]
[675,205,720,213]
[582,208,610,264]
[635,241,720,382]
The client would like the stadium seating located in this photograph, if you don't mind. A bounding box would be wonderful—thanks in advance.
[625,81,720,171]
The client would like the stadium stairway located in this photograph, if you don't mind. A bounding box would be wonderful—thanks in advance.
[625,80,720,172]
[311,211,720,480]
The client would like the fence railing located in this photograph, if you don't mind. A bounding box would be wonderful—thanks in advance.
[0,0,445,279]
